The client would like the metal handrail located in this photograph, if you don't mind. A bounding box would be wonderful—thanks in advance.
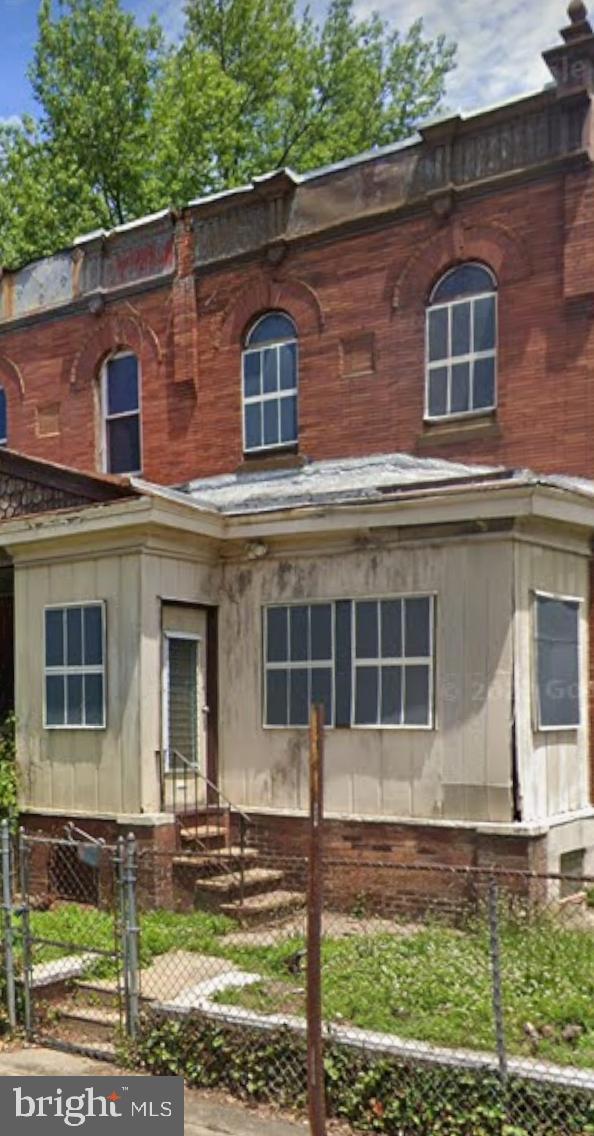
[169,749,251,826]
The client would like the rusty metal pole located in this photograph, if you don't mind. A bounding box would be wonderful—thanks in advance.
[307,704,327,1136]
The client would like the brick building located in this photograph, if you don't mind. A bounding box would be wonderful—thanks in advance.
[1,3,594,890]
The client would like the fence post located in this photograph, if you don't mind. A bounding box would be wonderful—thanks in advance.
[307,704,326,1136]
[1,819,16,1031]
[116,837,131,1035]
[488,876,508,1087]
[17,827,32,1038]
[124,834,140,1041]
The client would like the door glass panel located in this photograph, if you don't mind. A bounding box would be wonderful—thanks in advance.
[167,638,198,767]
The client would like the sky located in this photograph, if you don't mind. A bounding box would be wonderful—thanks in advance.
[0,0,575,124]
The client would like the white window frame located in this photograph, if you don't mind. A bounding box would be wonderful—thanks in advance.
[425,265,497,423]
[532,589,582,733]
[351,594,435,730]
[162,631,202,772]
[242,314,299,454]
[263,602,336,729]
[0,386,7,447]
[43,601,106,730]
[101,351,143,475]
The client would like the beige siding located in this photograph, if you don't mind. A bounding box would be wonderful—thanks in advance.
[513,537,590,822]
[218,535,515,822]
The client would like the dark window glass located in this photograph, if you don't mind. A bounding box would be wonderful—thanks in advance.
[428,368,448,417]
[247,313,295,346]
[474,357,495,409]
[356,602,378,658]
[537,597,580,728]
[432,264,495,304]
[45,610,64,667]
[381,666,402,725]
[280,396,297,444]
[474,295,496,352]
[107,416,141,474]
[279,343,297,390]
[290,606,308,662]
[66,608,83,667]
[451,362,470,413]
[289,669,308,726]
[243,352,261,398]
[106,355,139,415]
[67,674,84,725]
[355,666,378,724]
[428,308,448,361]
[266,670,288,726]
[84,606,103,666]
[267,608,288,663]
[452,303,471,356]
[405,598,431,657]
[262,348,278,394]
[46,675,65,726]
[85,674,104,726]
[245,403,261,450]
[404,665,430,725]
[334,600,352,728]
[0,388,7,444]
[311,668,333,723]
[311,605,332,661]
[381,600,402,658]
[263,400,278,446]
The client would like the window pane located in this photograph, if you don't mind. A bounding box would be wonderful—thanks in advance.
[404,665,430,725]
[266,670,288,726]
[290,606,308,662]
[289,668,308,726]
[0,388,7,443]
[263,399,279,446]
[267,607,288,663]
[381,600,402,658]
[538,597,578,644]
[381,666,402,725]
[311,605,332,661]
[428,367,448,417]
[428,308,448,362]
[46,675,65,726]
[262,348,278,394]
[247,313,295,345]
[356,601,378,658]
[432,265,494,303]
[474,296,496,352]
[452,303,471,356]
[84,606,103,666]
[85,674,104,727]
[538,641,580,728]
[355,666,378,724]
[280,342,297,391]
[45,609,64,667]
[67,674,84,725]
[107,415,141,474]
[66,607,83,666]
[106,355,139,415]
[280,396,297,444]
[473,357,495,410]
[405,598,431,657]
[451,362,470,413]
[243,352,261,398]
[245,403,262,450]
[311,668,333,724]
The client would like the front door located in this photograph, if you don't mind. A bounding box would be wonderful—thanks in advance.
[162,606,208,788]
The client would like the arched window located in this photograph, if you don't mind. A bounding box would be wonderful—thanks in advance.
[242,313,298,453]
[426,263,497,420]
[0,388,7,446]
[102,352,142,474]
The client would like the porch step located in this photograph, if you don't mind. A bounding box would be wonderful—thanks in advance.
[173,846,259,878]
[194,867,285,909]
[180,825,228,851]
[73,980,124,1010]
[52,1002,121,1044]
[220,889,305,924]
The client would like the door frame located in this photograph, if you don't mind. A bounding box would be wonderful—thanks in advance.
[159,601,219,793]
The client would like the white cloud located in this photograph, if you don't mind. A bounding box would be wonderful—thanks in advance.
[354,0,568,112]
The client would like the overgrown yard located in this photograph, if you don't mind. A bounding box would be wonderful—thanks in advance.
[27,903,594,1069]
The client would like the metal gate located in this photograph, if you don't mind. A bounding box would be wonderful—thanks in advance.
[0,821,139,1059]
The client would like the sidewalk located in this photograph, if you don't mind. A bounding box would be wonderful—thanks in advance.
[0,1046,308,1136]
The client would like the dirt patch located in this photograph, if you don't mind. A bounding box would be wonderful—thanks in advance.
[223,911,422,948]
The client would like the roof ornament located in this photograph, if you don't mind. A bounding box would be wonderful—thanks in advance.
[568,0,588,23]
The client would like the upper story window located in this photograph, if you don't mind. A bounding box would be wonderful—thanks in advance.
[0,388,7,446]
[242,313,298,453]
[102,353,142,475]
[426,263,497,421]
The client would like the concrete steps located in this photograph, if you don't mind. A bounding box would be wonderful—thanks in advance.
[220,889,306,924]
[51,1001,122,1046]
[194,867,285,910]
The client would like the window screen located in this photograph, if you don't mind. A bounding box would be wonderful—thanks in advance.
[535,595,580,729]
[45,604,105,728]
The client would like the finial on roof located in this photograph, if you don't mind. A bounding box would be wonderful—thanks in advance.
[568,0,588,23]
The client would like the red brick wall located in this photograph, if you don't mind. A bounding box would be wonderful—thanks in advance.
[1,167,594,487]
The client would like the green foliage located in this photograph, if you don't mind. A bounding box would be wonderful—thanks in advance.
[0,714,17,824]
[0,0,456,267]
[134,1014,594,1135]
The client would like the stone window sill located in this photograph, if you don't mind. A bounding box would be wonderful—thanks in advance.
[416,414,501,450]
[236,447,304,474]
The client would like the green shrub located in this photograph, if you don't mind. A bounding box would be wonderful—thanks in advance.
[133,1013,594,1135]
[0,713,17,825]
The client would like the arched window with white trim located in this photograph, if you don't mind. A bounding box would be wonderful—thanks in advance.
[426,263,497,420]
[242,312,298,452]
[102,352,142,474]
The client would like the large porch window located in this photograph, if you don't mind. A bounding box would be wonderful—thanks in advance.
[534,592,581,730]
[44,603,105,728]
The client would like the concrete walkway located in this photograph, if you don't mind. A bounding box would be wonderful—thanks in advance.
[0,1047,308,1136]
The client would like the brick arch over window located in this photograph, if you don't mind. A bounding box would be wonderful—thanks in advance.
[391,221,531,312]
[219,273,325,348]
[0,354,25,399]
[69,307,163,390]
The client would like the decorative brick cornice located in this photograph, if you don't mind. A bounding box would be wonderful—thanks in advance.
[218,272,325,347]
[69,304,163,390]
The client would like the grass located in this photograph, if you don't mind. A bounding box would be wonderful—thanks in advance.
[25,902,594,1068]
